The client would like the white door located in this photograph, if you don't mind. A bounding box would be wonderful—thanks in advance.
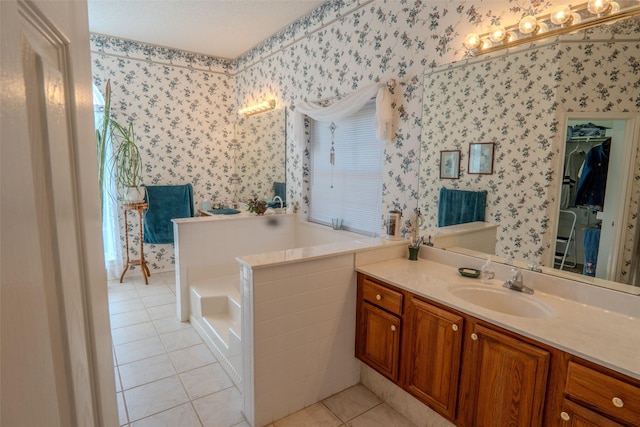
[1,1,117,426]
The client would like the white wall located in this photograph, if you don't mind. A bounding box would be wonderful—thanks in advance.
[241,254,360,426]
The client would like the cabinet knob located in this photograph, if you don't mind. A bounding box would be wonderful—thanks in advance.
[391,325,396,332]
[376,294,382,300]
[612,397,624,408]
[471,333,478,341]
[452,324,459,332]
[560,412,570,421]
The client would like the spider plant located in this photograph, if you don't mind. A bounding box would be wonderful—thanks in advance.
[95,80,112,215]
[110,119,144,202]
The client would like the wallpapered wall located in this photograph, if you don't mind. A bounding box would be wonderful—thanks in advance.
[421,34,640,278]
[91,35,237,272]
[92,0,640,273]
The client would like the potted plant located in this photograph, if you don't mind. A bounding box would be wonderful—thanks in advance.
[110,119,144,203]
[247,196,267,215]
[96,80,112,216]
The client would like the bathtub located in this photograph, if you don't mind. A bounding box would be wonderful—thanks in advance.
[172,213,366,387]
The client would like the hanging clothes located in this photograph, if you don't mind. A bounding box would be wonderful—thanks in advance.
[561,147,586,209]
[573,138,611,209]
[583,226,601,277]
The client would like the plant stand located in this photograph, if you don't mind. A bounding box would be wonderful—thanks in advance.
[119,202,151,285]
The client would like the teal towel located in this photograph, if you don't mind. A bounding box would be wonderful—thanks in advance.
[143,184,194,244]
[273,182,286,201]
[438,187,487,227]
[209,208,240,215]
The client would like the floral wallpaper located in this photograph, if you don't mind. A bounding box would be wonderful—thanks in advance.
[91,0,640,281]
[420,30,640,279]
[91,35,236,272]
[234,109,286,202]
[420,44,560,262]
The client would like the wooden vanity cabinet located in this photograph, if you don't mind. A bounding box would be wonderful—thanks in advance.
[355,275,403,381]
[457,322,550,427]
[402,296,464,420]
[561,360,640,426]
[559,400,625,427]
[355,273,639,427]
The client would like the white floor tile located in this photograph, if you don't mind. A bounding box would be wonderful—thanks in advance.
[112,322,158,346]
[322,384,382,422]
[124,376,189,422]
[109,289,140,303]
[179,363,234,399]
[273,403,342,427]
[147,303,177,320]
[111,309,151,329]
[115,335,166,365]
[130,403,202,427]
[117,392,128,426]
[153,316,193,334]
[137,283,174,297]
[119,354,176,390]
[142,293,176,308]
[110,299,146,315]
[160,328,203,352]
[115,366,122,392]
[193,387,245,427]
[169,344,217,373]
[346,403,415,427]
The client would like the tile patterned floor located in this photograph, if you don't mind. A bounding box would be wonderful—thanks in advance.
[109,271,415,427]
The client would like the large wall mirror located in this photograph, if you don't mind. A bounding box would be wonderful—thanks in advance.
[233,108,286,203]
[419,16,640,294]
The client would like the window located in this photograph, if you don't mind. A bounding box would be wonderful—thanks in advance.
[309,101,384,235]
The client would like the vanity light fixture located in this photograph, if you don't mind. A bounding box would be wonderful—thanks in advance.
[550,5,573,25]
[588,0,619,16]
[463,2,639,57]
[489,25,507,42]
[238,99,276,117]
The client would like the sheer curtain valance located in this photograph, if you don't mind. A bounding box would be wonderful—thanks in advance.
[293,81,395,145]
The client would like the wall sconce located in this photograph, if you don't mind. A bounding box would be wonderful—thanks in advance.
[238,99,276,117]
[464,2,638,57]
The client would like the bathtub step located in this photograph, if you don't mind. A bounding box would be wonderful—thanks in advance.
[203,313,241,347]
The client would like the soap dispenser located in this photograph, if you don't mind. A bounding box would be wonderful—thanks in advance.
[480,256,495,283]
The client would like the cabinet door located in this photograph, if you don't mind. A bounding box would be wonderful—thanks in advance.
[357,301,401,381]
[403,297,463,420]
[460,323,550,427]
[560,400,625,427]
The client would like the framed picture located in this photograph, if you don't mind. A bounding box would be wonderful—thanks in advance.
[440,150,460,179]
[468,142,495,174]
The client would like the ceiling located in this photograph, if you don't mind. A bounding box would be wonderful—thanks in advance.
[87,0,325,59]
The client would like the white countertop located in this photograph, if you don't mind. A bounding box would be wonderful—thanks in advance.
[237,237,406,269]
[356,255,640,380]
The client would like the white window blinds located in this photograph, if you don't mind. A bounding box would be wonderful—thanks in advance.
[309,101,384,236]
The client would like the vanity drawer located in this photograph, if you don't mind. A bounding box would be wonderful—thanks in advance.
[361,276,403,315]
[565,362,640,426]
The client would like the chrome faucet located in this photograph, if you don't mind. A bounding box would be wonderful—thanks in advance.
[503,268,534,294]
[272,196,284,209]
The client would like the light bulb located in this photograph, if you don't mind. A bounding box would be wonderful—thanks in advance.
[489,26,506,42]
[519,16,538,34]
[571,13,582,25]
[588,0,611,15]
[464,33,481,49]
[536,22,549,34]
[506,31,518,43]
[610,2,620,13]
[550,5,572,25]
[480,38,493,50]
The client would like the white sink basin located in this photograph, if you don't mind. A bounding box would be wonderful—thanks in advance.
[449,285,554,318]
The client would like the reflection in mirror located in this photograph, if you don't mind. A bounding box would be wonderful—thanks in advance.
[233,108,286,204]
[419,17,640,293]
